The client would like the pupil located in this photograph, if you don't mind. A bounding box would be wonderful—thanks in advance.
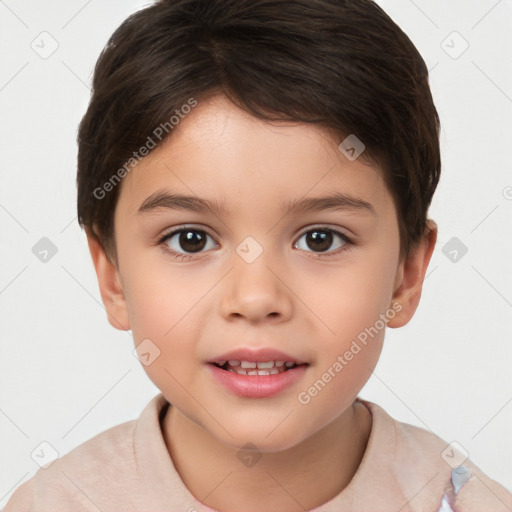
[307,230,332,252]
[180,230,206,252]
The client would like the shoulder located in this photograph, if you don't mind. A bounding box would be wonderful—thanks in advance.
[361,400,512,511]
[5,419,138,511]
[2,391,177,512]
[5,393,203,512]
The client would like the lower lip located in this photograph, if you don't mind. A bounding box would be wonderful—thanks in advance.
[207,364,308,398]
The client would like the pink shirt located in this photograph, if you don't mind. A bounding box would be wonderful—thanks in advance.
[5,393,511,511]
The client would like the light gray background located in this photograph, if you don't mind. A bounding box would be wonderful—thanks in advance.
[1,0,511,507]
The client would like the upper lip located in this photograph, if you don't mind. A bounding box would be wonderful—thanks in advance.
[207,348,307,365]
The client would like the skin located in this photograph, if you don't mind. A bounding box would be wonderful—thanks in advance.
[87,94,437,511]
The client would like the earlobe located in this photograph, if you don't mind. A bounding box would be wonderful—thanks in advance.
[387,220,437,328]
[86,228,131,331]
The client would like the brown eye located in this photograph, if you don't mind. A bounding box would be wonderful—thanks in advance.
[162,229,216,254]
[294,228,349,255]
[305,230,332,252]
[178,230,207,252]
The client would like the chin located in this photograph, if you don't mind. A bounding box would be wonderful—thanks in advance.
[209,419,311,454]
[225,434,303,454]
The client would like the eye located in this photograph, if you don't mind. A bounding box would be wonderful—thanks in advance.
[159,227,217,256]
[294,227,351,256]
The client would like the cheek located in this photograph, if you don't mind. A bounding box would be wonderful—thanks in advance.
[294,244,398,404]
[121,250,206,338]
[298,253,398,343]
[123,277,198,400]
[294,267,392,433]
[120,255,216,384]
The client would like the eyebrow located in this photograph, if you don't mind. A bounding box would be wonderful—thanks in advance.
[137,190,376,217]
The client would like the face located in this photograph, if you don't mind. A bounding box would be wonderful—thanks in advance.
[110,94,403,451]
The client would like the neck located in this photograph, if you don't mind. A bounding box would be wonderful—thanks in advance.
[162,400,372,512]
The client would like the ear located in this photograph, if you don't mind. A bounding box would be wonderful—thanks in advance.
[86,227,131,331]
[387,220,437,328]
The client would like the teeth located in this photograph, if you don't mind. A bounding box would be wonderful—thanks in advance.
[236,360,296,369]
[256,361,274,369]
[221,359,300,375]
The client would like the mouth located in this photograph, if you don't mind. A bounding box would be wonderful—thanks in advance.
[206,348,309,397]
[210,359,306,376]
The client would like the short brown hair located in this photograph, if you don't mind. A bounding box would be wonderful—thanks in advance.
[77,0,441,262]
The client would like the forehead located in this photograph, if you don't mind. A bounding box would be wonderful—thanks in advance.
[117,95,390,216]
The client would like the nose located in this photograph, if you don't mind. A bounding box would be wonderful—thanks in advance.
[219,248,293,324]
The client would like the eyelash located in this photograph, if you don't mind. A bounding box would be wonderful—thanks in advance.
[157,225,354,260]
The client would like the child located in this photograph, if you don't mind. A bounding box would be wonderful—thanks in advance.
[6,0,511,510]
